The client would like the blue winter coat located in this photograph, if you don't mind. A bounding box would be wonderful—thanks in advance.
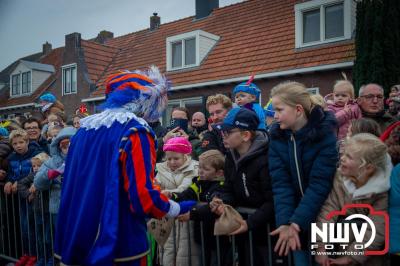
[268,105,338,231]
[389,164,400,254]
[7,142,42,182]
[34,127,76,214]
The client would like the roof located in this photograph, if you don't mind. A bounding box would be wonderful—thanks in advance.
[0,52,42,84]
[81,40,119,82]
[20,60,55,73]
[0,47,64,109]
[89,0,355,97]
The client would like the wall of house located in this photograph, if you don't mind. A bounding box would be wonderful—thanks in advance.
[168,68,353,110]
[32,69,52,92]
[46,37,94,120]
[199,35,218,63]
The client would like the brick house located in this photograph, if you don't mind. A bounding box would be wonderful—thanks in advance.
[1,0,356,124]
[84,0,356,124]
[0,32,118,119]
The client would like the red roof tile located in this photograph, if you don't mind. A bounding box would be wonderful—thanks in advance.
[91,0,355,97]
[81,40,119,82]
[0,47,64,108]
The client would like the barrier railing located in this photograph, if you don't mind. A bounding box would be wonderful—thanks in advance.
[0,189,291,266]
[0,187,55,265]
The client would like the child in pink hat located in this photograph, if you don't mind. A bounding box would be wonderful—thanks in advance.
[155,136,200,265]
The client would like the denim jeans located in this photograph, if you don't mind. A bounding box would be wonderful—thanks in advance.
[19,197,36,255]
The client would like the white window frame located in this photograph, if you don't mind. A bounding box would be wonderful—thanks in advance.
[295,0,352,48]
[62,63,77,95]
[162,96,203,126]
[166,30,219,71]
[10,70,32,97]
[306,87,320,95]
[21,71,32,94]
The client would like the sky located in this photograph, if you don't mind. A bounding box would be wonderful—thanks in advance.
[0,0,243,71]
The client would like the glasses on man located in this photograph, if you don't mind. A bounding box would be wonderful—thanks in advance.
[360,94,384,101]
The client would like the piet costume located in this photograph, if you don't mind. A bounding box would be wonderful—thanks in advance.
[54,66,195,266]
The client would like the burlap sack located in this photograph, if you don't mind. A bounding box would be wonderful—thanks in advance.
[147,217,174,246]
[214,204,244,235]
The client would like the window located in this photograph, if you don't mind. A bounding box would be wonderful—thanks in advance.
[62,64,77,95]
[11,74,20,96]
[21,71,31,94]
[166,30,220,71]
[295,0,353,48]
[162,97,203,126]
[306,87,320,95]
[10,71,31,96]
[170,38,196,69]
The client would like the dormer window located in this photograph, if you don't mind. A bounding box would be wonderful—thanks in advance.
[9,60,54,97]
[11,71,31,96]
[167,30,219,71]
[295,0,354,48]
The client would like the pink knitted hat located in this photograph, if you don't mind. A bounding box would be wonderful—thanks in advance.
[163,137,192,154]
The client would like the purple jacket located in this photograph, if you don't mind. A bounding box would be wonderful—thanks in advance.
[327,100,362,139]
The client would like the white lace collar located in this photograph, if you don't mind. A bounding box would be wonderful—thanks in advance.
[81,107,148,130]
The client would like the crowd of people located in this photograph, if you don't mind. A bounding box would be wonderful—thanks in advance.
[0,69,400,266]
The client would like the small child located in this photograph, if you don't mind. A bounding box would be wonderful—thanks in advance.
[46,124,63,141]
[17,153,51,266]
[34,127,76,228]
[233,77,266,130]
[315,133,391,266]
[325,80,362,140]
[171,149,225,266]
[5,129,42,265]
[155,137,199,266]
[347,117,381,138]
[263,99,275,127]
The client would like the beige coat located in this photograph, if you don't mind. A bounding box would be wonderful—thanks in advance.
[316,158,391,266]
[156,157,198,193]
[156,157,200,266]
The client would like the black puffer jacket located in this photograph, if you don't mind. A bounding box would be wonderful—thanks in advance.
[218,131,274,232]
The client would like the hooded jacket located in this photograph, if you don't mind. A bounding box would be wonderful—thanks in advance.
[6,141,42,182]
[316,155,392,265]
[390,164,400,254]
[34,127,76,214]
[218,131,274,231]
[156,157,199,193]
[269,105,338,231]
[326,99,362,140]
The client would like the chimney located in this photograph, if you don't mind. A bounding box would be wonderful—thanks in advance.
[150,12,161,31]
[42,41,52,55]
[195,0,219,19]
[95,30,114,44]
[65,32,81,51]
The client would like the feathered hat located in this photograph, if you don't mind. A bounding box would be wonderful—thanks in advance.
[101,66,170,122]
[39,92,57,112]
[232,75,261,100]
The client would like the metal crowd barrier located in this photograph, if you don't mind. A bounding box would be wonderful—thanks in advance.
[157,204,293,266]
[0,189,294,266]
[0,187,55,265]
